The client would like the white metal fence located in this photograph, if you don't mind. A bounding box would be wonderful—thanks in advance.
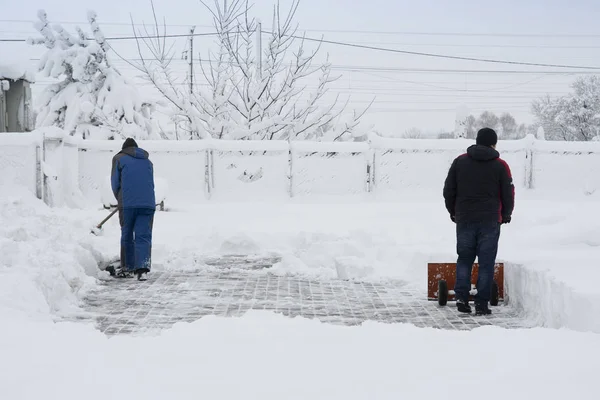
[2,131,600,206]
[0,132,42,199]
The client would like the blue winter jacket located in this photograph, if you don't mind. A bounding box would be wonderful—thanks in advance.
[111,146,156,209]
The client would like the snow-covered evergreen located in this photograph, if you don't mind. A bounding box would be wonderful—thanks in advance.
[28,10,156,140]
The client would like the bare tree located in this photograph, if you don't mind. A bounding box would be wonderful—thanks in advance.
[465,115,477,139]
[499,112,517,139]
[402,127,423,139]
[124,0,371,140]
[476,111,500,132]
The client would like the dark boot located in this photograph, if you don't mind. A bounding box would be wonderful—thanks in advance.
[115,267,133,278]
[135,268,149,281]
[475,302,492,315]
[456,299,472,313]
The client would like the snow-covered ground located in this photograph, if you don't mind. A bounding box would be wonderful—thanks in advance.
[3,312,599,400]
[1,179,600,398]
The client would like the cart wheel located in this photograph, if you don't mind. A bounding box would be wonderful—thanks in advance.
[490,281,499,306]
[438,280,448,306]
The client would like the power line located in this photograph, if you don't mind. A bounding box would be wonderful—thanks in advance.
[360,107,531,113]
[5,28,600,70]
[74,58,600,75]
[331,66,594,75]
[9,32,600,49]
[269,32,600,70]
[24,56,592,76]
[0,19,214,29]
[0,31,219,42]
[280,29,600,38]
[2,19,600,38]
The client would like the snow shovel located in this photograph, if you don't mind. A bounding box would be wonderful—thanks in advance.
[91,208,118,235]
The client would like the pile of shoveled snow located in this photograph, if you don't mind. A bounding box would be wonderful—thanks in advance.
[1,311,599,399]
[0,185,103,321]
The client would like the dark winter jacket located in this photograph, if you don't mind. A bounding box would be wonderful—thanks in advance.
[443,144,514,224]
[111,146,156,209]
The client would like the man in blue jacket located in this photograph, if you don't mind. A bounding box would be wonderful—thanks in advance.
[111,138,156,281]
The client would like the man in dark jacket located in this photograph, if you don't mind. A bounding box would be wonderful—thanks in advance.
[443,128,514,315]
[111,138,156,281]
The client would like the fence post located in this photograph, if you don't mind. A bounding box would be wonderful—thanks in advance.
[35,143,43,200]
[205,148,211,199]
[370,151,376,193]
[524,135,535,189]
[289,144,294,198]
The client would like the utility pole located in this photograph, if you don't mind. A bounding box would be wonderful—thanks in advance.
[256,19,262,79]
[189,26,196,94]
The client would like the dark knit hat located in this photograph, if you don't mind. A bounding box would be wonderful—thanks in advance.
[122,137,138,149]
[476,128,498,147]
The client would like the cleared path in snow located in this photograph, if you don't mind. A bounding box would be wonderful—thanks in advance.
[71,256,536,335]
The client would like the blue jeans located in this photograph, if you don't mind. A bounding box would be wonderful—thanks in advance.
[455,221,500,304]
[119,208,155,272]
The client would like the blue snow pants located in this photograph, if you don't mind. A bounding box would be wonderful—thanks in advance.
[454,221,501,305]
[119,208,155,272]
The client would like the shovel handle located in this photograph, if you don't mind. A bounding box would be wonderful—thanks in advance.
[96,208,118,229]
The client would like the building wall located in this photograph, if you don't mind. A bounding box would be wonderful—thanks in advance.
[0,89,6,132]
[1,79,32,132]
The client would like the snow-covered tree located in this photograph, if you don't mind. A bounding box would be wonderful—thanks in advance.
[532,76,600,141]
[128,0,371,141]
[454,104,469,138]
[28,10,157,139]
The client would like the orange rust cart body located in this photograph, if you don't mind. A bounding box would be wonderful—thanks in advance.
[427,263,504,306]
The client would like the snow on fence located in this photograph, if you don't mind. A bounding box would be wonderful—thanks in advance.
[0,132,42,199]
[66,138,210,206]
[290,141,370,197]
[210,140,289,201]
[531,141,600,195]
[4,131,600,206]
[369,135,530,197]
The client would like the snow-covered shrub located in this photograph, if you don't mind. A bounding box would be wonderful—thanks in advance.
[28,10,157,140]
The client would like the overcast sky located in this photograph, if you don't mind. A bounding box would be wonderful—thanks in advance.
[3,0,600,136]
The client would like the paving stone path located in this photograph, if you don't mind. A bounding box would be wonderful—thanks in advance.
[73,256,535,336]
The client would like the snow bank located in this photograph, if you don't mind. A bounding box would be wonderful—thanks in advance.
[0,184,103,321]
[506,260,600,333]
[1,311,599,399]
[499,199,600,333]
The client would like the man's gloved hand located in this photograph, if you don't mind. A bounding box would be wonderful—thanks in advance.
[450,215,456,223]
[502,215,511,224]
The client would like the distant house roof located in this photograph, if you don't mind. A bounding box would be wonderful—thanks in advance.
[0,60,35,83]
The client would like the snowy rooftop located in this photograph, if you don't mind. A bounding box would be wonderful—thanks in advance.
[0,59,35,82]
